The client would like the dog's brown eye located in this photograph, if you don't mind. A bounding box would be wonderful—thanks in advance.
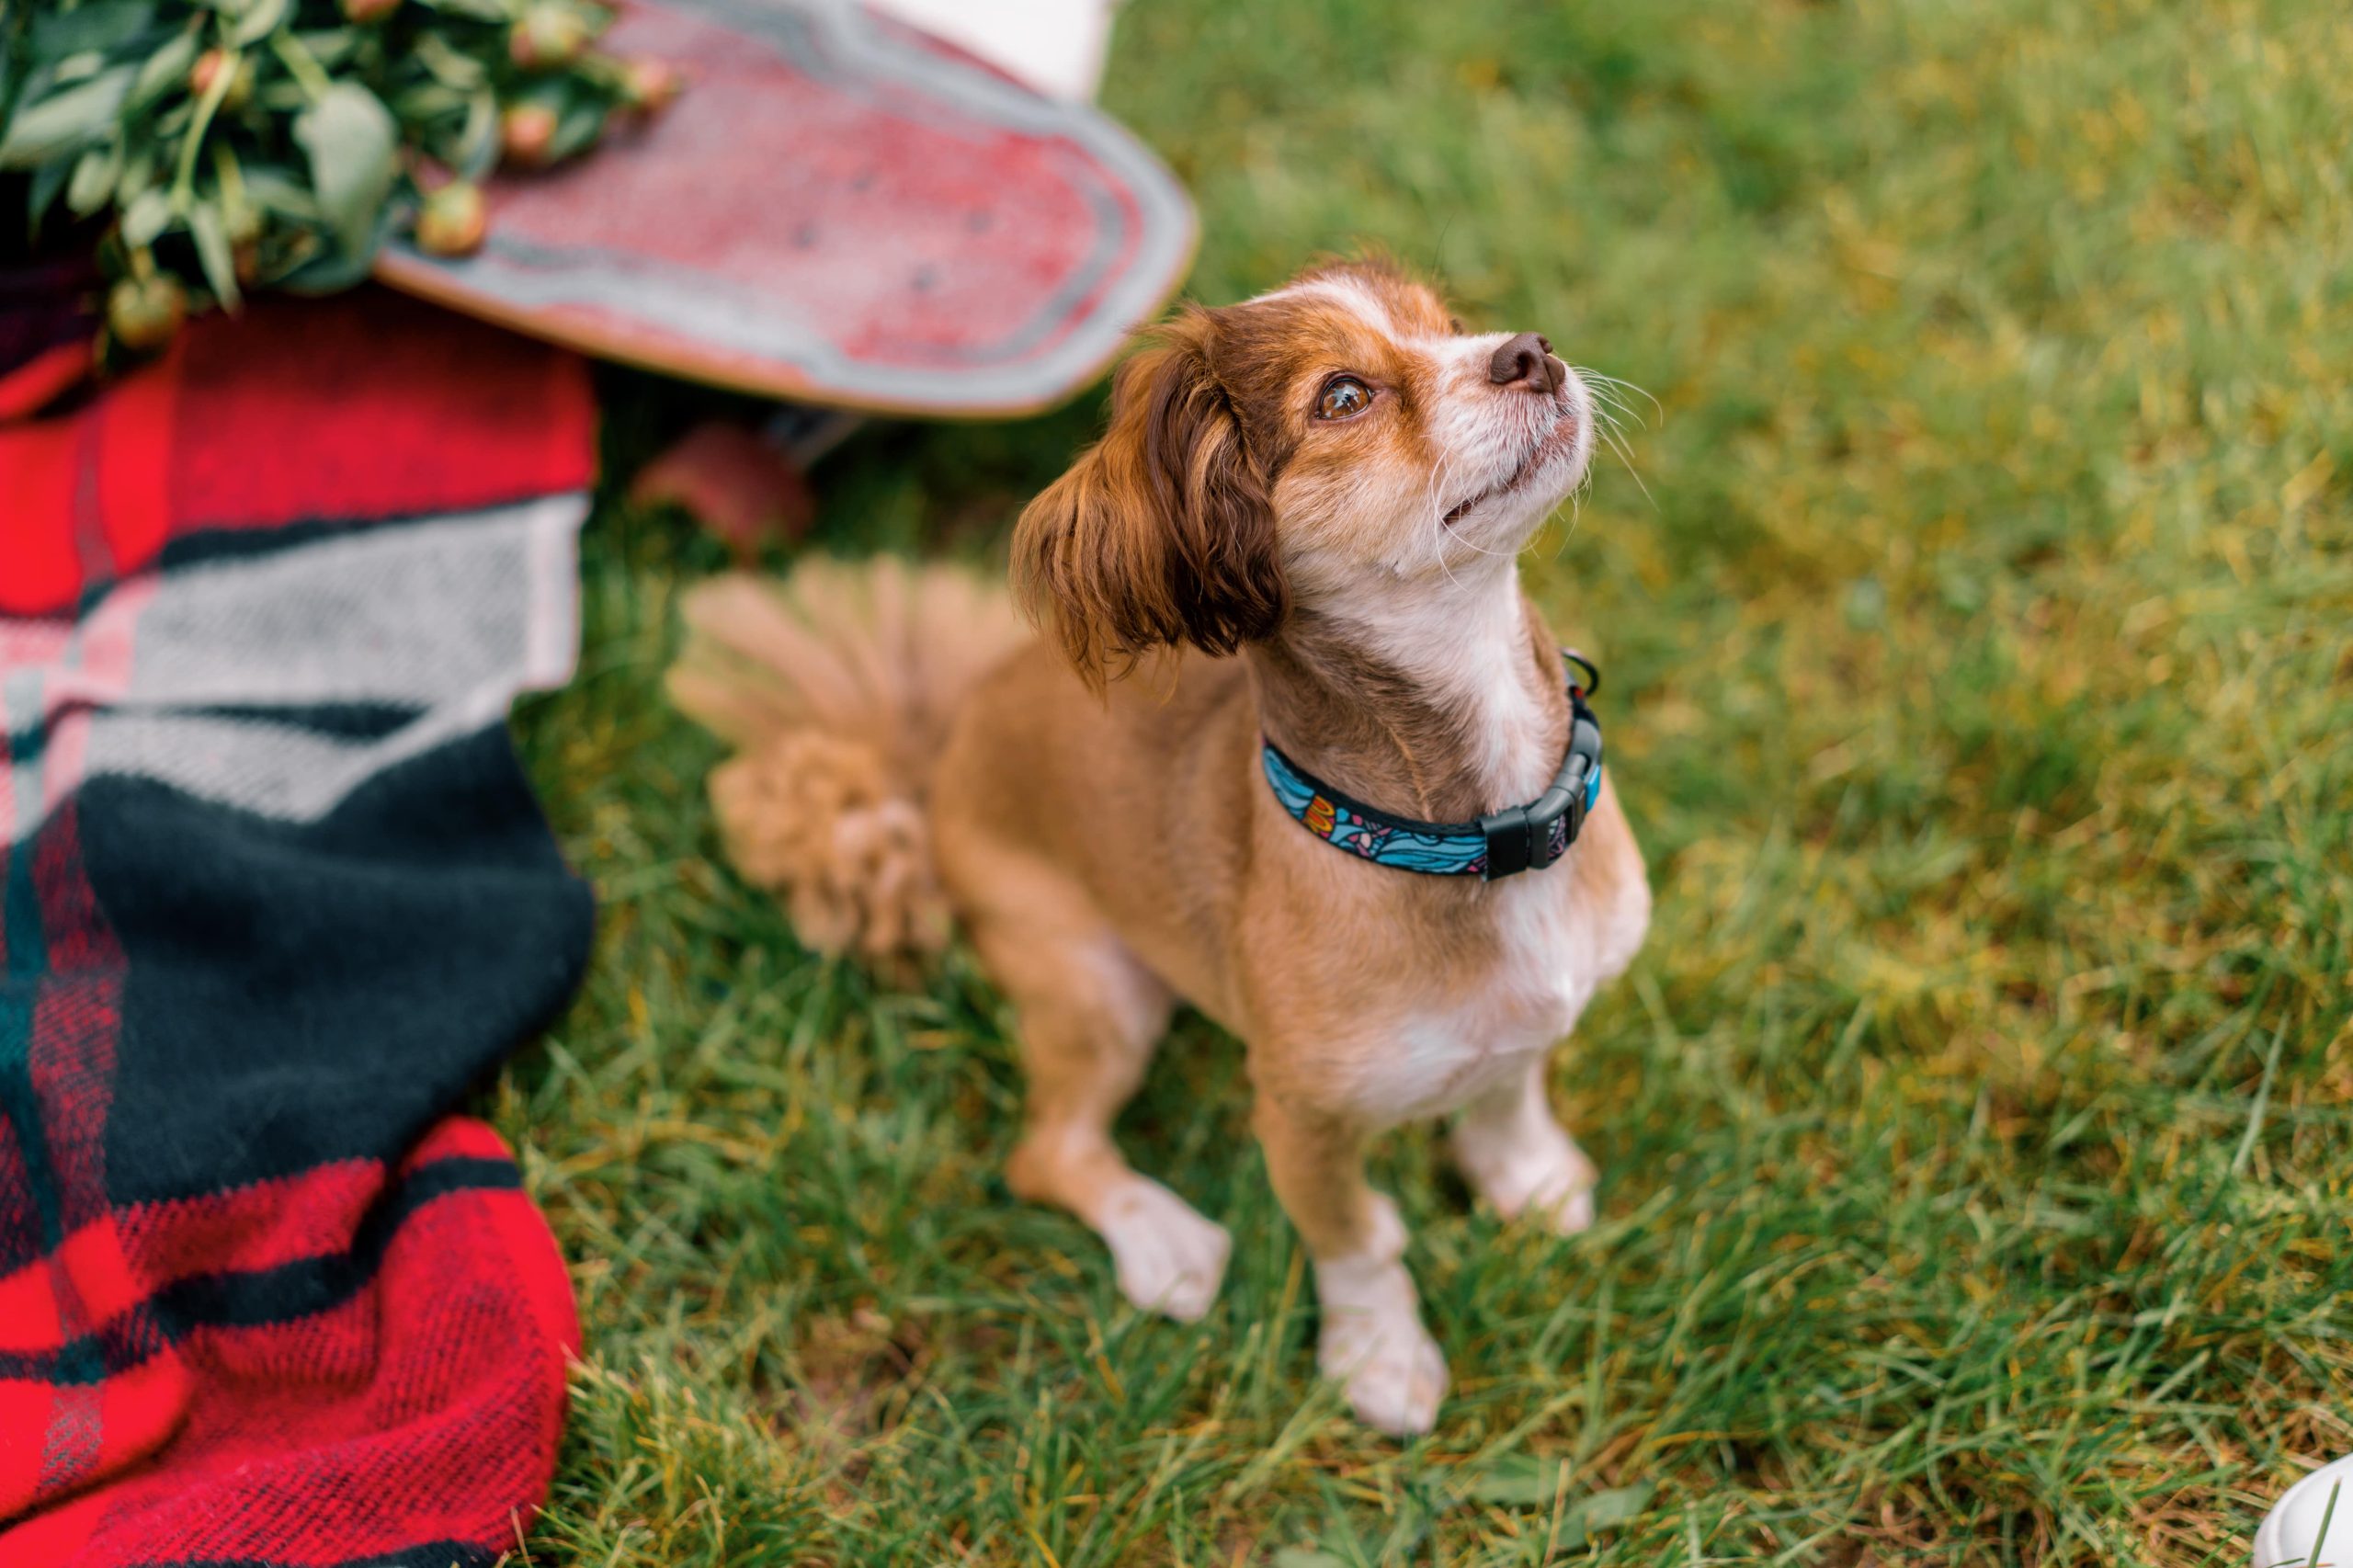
[1316,376,1373,421]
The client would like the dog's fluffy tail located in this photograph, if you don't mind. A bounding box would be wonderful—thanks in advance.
[666,558,1026,972]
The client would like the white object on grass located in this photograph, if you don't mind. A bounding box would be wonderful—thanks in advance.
[860,0,1124,101]
[2256,1455,2353,1568]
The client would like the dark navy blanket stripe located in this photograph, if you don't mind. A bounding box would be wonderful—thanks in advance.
[0,1301,170,1385]
[150,509,550,575]
[160,1157,522,1330]
[0,1156,521,1384]
[168,701,424,740]
[5,702,426,752]
[147,1543,498,1568]
[2,728,67,1274]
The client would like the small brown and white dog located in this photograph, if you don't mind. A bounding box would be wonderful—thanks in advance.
[671,258,1650,1435]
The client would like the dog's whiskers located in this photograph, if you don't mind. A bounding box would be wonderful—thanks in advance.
[1573,367,1661,423]
[1585,401,1654,509]
[1424,449,1475,591]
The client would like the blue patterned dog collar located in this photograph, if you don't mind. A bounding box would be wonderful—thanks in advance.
[1262,651,1606,880]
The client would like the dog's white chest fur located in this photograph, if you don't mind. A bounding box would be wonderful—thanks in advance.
[1350,858,1644,1127]
[1318,573,1650,1129]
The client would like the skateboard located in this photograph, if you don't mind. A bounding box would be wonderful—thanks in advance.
[373,0,1196,417]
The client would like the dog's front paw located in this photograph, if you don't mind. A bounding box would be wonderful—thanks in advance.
[1100,1177,1231,1322]
[1321,1306,1447,1435]
[1454,1121,1597,1236]
[1314,1238,1446,1436]
[1544,1183,1597,1235]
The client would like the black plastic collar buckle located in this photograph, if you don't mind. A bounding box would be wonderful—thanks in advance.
[1477,652,1605,881]
[1477,801,1549,879]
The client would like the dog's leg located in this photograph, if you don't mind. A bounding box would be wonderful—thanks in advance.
[1449,1057,1597,1235]
[1256,1096,1446,1436]
[984,925,1231,1323]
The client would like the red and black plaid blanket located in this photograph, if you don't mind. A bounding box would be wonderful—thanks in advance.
[0,292,595,1567]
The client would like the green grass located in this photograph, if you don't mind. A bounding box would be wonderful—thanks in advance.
[498,0,2353,1562]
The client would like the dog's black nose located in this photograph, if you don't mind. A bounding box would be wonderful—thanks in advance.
[1489,332,1563,394]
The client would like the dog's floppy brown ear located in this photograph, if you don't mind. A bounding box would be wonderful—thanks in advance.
[1013,310,1288,687]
